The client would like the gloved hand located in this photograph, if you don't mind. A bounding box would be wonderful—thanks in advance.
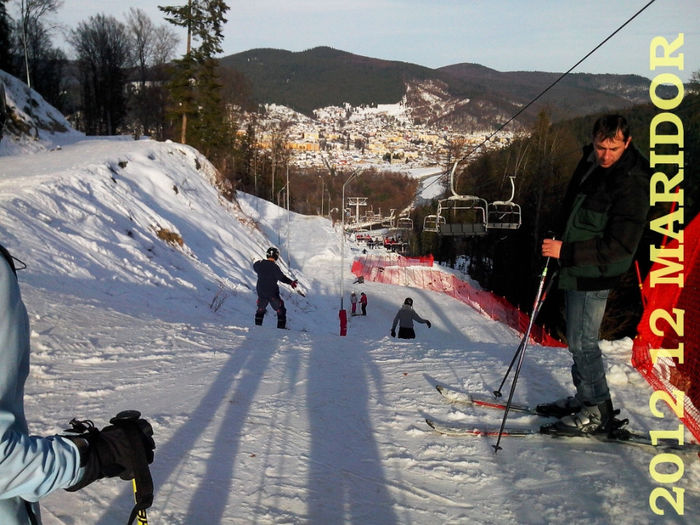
[64,413,155,492]
[391,330,396,337]
[291,280,298,289]
[426,320,432,328]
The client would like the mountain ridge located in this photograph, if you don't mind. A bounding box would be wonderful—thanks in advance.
[219,46,653,130]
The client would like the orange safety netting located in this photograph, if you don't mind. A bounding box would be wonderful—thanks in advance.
[632,212,700,443]
[351,254,564,347]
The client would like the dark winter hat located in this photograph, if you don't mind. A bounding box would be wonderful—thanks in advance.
[266,247,280,260]
[404,297,413,306]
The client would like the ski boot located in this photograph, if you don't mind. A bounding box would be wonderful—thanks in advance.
[535,396,582,418]
[541,399,629,437]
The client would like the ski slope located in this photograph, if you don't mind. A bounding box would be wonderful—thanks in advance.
[1,104,698,525]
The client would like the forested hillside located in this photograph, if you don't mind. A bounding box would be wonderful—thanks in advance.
[219,46,656,128]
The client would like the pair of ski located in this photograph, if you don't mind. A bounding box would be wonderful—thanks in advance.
[427,385,700,452]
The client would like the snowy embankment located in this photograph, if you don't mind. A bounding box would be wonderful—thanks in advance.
[1,134,698,522]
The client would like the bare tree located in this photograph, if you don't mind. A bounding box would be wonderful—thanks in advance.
[151,24,179,66]
[14,0,62,87]
[125,8,178,137]
[0,0,12,73]
[69,14,133,135]
[689,69,700,95]
[127,8,154,83]
[268,119,292,200]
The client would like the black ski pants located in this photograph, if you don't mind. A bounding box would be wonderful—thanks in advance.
[397,327,415,339]
[256,294,287,328]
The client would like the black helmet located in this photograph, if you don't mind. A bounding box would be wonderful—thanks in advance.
[266,247,280,260]
[404,297,413,306]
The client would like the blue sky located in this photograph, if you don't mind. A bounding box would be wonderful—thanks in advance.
[51,0,698,80]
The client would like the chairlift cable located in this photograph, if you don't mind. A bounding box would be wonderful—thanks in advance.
[420,0,658,225]
[453,0,658,168]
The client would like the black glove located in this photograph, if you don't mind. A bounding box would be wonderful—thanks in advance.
[64,412,155,492]
[426,320,431,328]
[391,330,396,337]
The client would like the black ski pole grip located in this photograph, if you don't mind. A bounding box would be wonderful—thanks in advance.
[110,411,154,525]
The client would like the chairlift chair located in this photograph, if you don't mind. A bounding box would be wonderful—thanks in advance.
[396,217,413,230]
[437,196,488,236]
[422,214,445,233]
[381,209,396,229]
[436,161,488,237]
[487,176,521,230]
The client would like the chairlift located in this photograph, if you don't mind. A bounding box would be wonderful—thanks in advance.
[396,217,413,230]
[436,161,488,236]
[422,214,445,233]
[487,176,521,230]
[381,209,396,229]
[437,196,488,236]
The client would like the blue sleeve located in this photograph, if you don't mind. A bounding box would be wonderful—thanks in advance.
[0,258,83,501]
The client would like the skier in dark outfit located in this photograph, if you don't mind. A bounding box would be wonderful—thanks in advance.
[538,114,651,437]
[391,297,431,339]
[253,247,297,328]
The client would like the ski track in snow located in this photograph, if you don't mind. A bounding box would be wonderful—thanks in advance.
[1,123,698,522]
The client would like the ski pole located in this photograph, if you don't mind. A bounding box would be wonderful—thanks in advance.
[493,256,551,453]
[493,269,557,398]
[109,411,155,525]
[132,479,149,525]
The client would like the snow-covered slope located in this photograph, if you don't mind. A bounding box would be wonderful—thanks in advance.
[0,70,84,155]
[0,73,698,525]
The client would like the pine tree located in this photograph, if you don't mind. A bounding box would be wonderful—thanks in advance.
[159,0,229,145]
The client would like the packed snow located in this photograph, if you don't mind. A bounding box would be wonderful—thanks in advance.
[1,79,698,525]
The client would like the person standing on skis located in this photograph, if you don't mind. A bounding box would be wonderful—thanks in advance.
[538,115,651,437]
[360,292,367,316]
[391,297,431,339]
[350,291,358,315]
[253,247,297,329]
[0,242,155,524]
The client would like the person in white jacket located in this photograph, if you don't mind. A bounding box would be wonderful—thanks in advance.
[0,244,154,524]
[390,297,431,339]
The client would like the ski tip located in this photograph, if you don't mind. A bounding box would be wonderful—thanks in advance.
[436,384,457,397]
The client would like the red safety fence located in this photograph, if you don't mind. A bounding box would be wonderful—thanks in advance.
[632,212,700,443]
[351,253,564,347]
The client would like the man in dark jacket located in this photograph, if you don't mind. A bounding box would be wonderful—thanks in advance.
[391,297,431,339]
[253,247,297,329]
[539,115,651,437]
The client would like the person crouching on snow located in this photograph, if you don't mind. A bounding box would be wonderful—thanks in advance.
[390,297,431,339]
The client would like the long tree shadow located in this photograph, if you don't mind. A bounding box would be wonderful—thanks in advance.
[306,337,398,524]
